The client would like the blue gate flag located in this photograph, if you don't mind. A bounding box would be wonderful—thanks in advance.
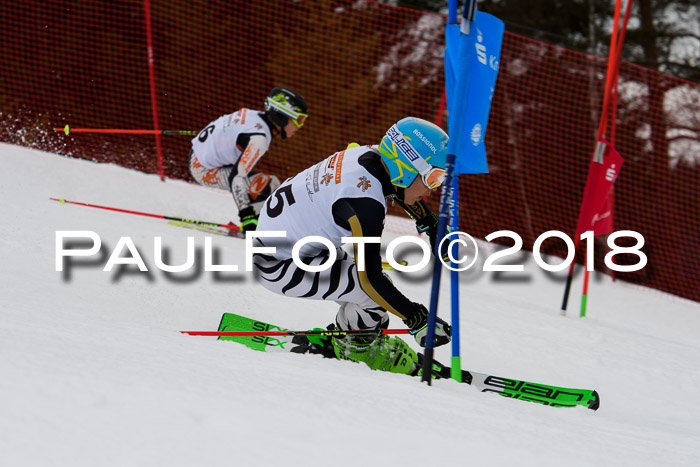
[445,11,504,174]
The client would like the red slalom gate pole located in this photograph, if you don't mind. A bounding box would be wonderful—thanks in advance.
[580,263,591,318]
[50,198,240,233]
[182,329,410,337]
[143,0,164,180]
[55,125,197,136]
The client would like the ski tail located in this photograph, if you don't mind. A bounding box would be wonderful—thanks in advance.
[217,313,297,352]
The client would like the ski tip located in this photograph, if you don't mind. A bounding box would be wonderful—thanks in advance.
[588,390,601,411]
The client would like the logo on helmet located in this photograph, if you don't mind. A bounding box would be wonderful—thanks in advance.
[387,125,421,163]
[270,92,301,113]
[412,129,437,154]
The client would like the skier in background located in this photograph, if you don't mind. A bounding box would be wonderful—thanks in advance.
[188,87,308,232]
[252,117,451,375]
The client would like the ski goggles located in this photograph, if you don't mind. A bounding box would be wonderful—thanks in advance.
[266,97,308,127]
[292,113,308,128]
[421,166,446,190]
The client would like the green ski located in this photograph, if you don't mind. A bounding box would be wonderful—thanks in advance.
[214,313,600,411]
[216,313,295,351]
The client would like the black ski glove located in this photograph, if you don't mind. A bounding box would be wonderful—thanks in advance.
[403,303,451,348]
[418,214,451,263]
[238,206,258,232]
[400,200,449,262]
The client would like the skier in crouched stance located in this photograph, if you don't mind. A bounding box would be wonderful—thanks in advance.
[252,117,451,375]
[188,87,308,232]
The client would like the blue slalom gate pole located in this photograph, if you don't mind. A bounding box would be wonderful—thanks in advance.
[448,0,458,24]
[447,0,463,385]
[449,175,462,381]
[420,153,457,384]
[420,0,478,385]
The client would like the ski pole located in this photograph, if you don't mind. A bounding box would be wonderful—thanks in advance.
[181,329,410,337]
[55,125,197,136]
[51,198,408,269]
[50,198,240,232]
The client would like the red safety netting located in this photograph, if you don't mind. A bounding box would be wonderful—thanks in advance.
[1,0,698,301]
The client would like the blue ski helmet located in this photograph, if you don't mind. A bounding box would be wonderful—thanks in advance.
[378,117,449,189]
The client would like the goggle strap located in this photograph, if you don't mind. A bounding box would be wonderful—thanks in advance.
[266,97,305,120]
[387,124,442,184]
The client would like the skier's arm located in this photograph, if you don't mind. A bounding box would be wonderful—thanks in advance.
[397,197,448,260]
[331,197,417,321]
[230,134,268,209]
[400,198,436,231]
[332,196,451,347]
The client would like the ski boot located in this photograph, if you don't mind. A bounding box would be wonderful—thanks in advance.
[331,329,419,375]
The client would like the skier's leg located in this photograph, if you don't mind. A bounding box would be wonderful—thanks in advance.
[252,245,419,374]
[188,150,233,190]
[332,302,418,375]
[253,246,374,304]
[232,172,280,231]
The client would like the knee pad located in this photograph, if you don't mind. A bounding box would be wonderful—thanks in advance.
[248,173,280,202]
[248,174,280,214]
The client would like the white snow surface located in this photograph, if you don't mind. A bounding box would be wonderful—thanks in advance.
[1,143,699,467]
